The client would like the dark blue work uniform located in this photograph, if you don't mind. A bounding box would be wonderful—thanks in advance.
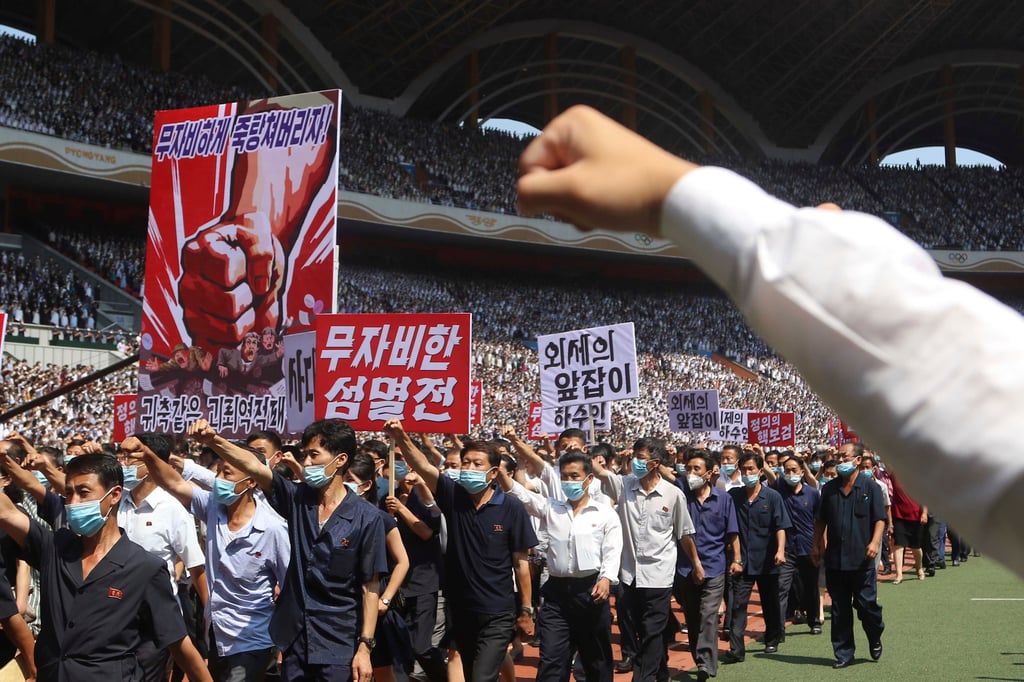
[22,520,186,682]
[727,484,790,658]
[268,472,388,681]
[435,474,537,682]
[667,483,738,677]
[775,480,822,633]
[817,474,886,665]
[390,489,445,680]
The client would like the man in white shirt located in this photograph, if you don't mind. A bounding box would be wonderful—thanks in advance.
[496,451,622,682]
[594,437,701,682]
[516,105,1024,580]
[117,432,207,681]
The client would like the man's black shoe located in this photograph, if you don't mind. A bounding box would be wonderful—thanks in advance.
[952,558,960,566]
[614,657,634,673]
[925,567,936,577]
[696,670,711,682]
[936,560,947,569]
[833,660,853,669]
[870,641,883,661]
[810,625,823,635]
[720,652,744,664]
[764,644,778,654]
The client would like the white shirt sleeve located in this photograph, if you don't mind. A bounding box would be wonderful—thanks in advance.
[508,481,550,518]
[181,459,216,491]
[660,166,1024,576]
[599,510,623,585]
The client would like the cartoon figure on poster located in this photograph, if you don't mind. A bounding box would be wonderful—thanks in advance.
[138,90,340,437]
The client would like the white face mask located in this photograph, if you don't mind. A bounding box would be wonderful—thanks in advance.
[686,473,706,491]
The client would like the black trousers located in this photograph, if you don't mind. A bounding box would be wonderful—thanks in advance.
[778,555,822,632]
[537,575,612,682]
[450,608,516,682]
[728,573,781,656]
[404,593,447,682]
[614,582,638,659]
[825,567,884,664]
[622,582,672,682]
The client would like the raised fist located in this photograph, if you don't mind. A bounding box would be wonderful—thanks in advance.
[178,211,285,353]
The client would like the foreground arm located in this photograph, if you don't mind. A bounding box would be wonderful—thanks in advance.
[518,105,1024,577]
[188,419,272,492]
[167,636,212,682]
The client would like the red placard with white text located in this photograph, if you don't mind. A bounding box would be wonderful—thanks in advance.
[113,394,138,442]
[470,381,482,425]
[315,313,472,432]
[528,402,544,440]
[747,412,796,447]
[137,90,340,438]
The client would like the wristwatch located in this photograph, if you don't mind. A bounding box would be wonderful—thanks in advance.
[381,597,391,607]
[520,605,536,618]
[732,559,744,566]
[358,636,376,650]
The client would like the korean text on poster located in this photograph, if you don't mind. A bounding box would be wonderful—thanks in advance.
[541,402,611,434]
[470,381,482,426]
[138,89,340,439]
[528,402,544,440]
[283,331,316,437]
[667,390,720,432]
[315,313,472,432]
[716,409,750,441]
[538,322,638,408]
[747,412,796,447]
[113,394,138,442]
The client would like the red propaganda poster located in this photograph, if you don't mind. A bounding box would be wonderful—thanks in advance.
[528,402,544,440]
[113,394,138,442]
[315,313,472,432]
[747,412,796,447]
[470,381,482,426]
[136,90,340,438]
[840,420,860,443]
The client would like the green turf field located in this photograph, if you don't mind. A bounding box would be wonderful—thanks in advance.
[673,556,1024,681]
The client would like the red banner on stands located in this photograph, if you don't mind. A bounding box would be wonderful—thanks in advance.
[470,381,482,425]
[528,402,544,440]
[315,313,472,432]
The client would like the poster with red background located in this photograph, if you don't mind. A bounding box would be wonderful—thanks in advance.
[137,91,340,438]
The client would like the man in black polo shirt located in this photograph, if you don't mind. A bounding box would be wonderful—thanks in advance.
[812,445,886,668]
[0,452,211,682]
[723,451,790,664]
[386,418,537,682]
[775,453,822,637]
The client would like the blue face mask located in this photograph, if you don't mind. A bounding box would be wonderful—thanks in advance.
[344,481,362,496]
[836,462,857,477]
[214,477,250,506]
[393,461,409,481]
[632,459,651,478]
[772,466,783,476]
[32,471,49,488]
[859,469,873,479]
[784,474,803,487]
[459,469,492,494]
[303,454,343,489]
[561,477,590,502]
[66,487,118,537]
[809,462,822,473]
[444,468,460,481]
[675,464,687,475]
[741,474,760,488]
[122,465,147,491]
[721,464,737,477]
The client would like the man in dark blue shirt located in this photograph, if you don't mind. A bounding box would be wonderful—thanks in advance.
[775,453,822,636]
[813,442,886,668]
[723,451,790,663]
[190,418,388,682]
[667,449,741,681]
[387,419,537,682]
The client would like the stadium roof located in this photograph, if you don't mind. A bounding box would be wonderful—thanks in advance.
[3,0,1024,164]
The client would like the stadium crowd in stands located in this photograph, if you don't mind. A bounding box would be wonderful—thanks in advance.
[1,34,1022,251]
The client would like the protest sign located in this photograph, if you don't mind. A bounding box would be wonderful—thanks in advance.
[137,90,340,438]
[470,381,482,425]
[747,412,796,447]
[315,313,472,432]
[112,394,137,442]
[667,390,720,432]
[716,409,750,441]
[541,402,611,434]
[538,322,638,408]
